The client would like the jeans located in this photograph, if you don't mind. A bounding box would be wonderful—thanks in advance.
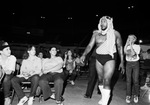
[11,74,40,99]
[126,61,139,96]
[2,74,13,98]
[63,69,77,82]
[39,72,64,101]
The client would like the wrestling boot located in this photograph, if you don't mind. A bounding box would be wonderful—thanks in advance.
[98,88,110,105]
[101,89,110,105]
[98,85,103,104]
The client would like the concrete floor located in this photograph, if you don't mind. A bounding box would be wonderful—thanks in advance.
[1,72,150,105]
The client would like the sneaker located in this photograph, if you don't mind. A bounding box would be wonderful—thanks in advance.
[4,97,11,105]
[17,96,28,105]
[60,96,65,102]
[84,94,91,99]
[70,81,75,85]
[28,97,34,105]
[56,100,64,105]
[133,96,138,103]
[50,93,55,100]
[98,99,102,105]
[126,96,131,104]
[141,84,148,90]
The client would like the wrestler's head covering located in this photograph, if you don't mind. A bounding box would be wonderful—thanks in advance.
[0,40,9,51]
[97,16,116,58]
[97,16,114,35]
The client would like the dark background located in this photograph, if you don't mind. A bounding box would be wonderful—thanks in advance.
[0,0,149,46]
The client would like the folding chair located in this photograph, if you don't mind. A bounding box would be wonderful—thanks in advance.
[21,81,32,93]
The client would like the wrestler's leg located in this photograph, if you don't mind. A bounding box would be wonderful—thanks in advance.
[96,59,103,86]
[103,60,116,89]
[96,60,104,104]
[100,60,115,105]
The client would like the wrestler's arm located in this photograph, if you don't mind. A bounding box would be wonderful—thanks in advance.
[82,31,96,57]
[115,30,125,72]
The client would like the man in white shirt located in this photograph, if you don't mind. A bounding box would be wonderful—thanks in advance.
[124,35,141,104]
[0,40,17,105]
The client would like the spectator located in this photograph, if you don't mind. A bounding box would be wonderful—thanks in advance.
[124,35,141,103]
[64,49,76,85]
[11,45,42,105]
[0,40,17,105]
[39,47,65,105]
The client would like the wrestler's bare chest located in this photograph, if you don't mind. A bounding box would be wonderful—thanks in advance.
[95,33,107,44]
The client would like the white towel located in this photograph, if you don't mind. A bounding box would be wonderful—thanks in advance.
[96,16,116,58]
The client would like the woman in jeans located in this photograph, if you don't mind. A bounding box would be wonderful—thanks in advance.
[11,45,42,105]
[124,35,141,103]
[39,47,64,105]
[63,49,76,85]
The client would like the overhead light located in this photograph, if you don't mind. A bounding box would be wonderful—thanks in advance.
[41,16,45,19]
[27,32,31,34]
[128,5,135,9]
[68,17,73,19]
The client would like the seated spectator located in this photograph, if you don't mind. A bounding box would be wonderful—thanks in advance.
[37,52,44,60]
[0,40,17,105]
[11,45,42,105]
[74,54,84,72]
[141,49,150,90]
[39,47,65,105]
[37,51,45,76]
[63,49,77,85]
[143,49,150,60]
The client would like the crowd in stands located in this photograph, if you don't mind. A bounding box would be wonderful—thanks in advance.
[0,40,85,105]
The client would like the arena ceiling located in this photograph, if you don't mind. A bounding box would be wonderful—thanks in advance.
[0,0,149,46]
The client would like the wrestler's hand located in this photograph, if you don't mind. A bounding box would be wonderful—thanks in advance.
[80,55,86,64]
[118,62,125,74]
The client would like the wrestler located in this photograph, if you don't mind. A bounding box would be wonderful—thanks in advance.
[80,16,124,105]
